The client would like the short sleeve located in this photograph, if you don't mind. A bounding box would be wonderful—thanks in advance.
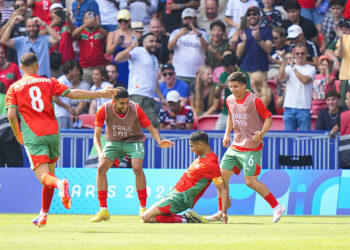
[255,98,272,119]
[95,104,106,127]
[52,78,70,97]
[5,85,17,108]
[136,104,152,128]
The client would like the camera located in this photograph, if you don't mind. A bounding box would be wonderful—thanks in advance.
[181,24,190,30]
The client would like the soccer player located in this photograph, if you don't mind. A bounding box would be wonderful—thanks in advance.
[142,131,230,224]
[90,87,174,222]
[206,72,286,223]
[5,53,118,227]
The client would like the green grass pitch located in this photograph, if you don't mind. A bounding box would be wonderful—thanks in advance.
[1,214,350,250]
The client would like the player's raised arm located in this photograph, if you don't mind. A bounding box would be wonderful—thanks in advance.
[64,86,118,100]
[146,124,174,148]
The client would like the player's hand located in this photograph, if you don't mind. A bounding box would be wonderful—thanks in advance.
[33,17,45,27]
[221,213,228,224]
[253,131,264,141]
[101,86,119,98]
[222,136,230,148]
[158,139,174,148]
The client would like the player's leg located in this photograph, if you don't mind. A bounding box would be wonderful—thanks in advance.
[242,150,286,223]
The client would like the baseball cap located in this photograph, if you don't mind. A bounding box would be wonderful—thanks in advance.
[131,21,144,32]
[50,3,63,11]
[166,90,181,102]
[117,9,131,20]
[287,25,303,39]
[161,63,175,72]
[181,8,196,19]
[246,6,260,16]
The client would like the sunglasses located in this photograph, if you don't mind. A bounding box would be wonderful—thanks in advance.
[162,72,174,77]
[118,19,129,23]
[273,36,279,40]
[247,13,258,17]
[295,52,306,55]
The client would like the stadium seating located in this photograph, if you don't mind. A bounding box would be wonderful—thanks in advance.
[197,114,219,130]
[270,115,284,130]
[79,114,96,129]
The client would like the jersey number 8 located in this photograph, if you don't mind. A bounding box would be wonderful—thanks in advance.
[29,86,44,112]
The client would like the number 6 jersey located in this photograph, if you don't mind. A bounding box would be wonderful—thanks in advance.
[5,74,70,140]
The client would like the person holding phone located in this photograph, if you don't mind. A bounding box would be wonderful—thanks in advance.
[27,0,56,25]
[72,0,100,27]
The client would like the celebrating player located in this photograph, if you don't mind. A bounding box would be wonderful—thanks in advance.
[5,53,118,227]
[206,72,286,223]
[142,131,230,224]
[90,87,174,222]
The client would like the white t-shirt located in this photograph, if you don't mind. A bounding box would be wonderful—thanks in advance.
[90,81,113,110]
[96,0,119,26]
[283,64,316,109]
[128,46,158,98]
[225,0,259,37]
[170,29,209,78]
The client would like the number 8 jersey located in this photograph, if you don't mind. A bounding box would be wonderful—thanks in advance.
[5,74,70,140]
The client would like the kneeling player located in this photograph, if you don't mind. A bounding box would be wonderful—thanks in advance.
[142,131,230,224]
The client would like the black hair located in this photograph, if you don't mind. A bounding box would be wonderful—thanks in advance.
[325,90,340,99]
[20,52,38,66]
[283,0,301,11]
[93,66,108,81]
[330,0,345,7]
[189,131,209,144]
[114,87,129,100]
[210,20,226,33]
[138,32,156,47]
[222,54,238,67]
[105,63,118,73]
[0,81,5,94]
[227,72,247,84]
[63,60,79,75]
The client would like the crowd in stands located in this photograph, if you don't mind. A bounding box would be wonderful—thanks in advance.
[0,0,350,134]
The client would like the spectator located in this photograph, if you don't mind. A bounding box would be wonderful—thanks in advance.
[0,0,28,63]
[27,0,55,25]
[159,90,194,129]
[115,33,166,128]
[0,46,21,93]
[197,0,226,34]
[0,0,14,24]
[54,60,91,128]
[96,0,119,33]
[287,24,320,66]
[197,0,227,21]
[131,21,144,39]
[206,20,229,69]
[278,44,316,130]
[320,0,345,53]
[120,0,158,32]
[149,17,172,65]
[215,53,251,130]
[106,9,137,88]
[72,0,100,27]
[260,0,283,28]
[1,16,61,77]
[282,0,319,43]
[88,67,113,114]
[250,71,277,114]
[315,90,346,133]
[236,6,273,75]
[168,8,209,91]
[224,0,258,38]
[298,0,326,32]
[105,63,125,88]
[311,55,336,115]
[72,10,107,84]
[41,3,75,78]
[158,63,190,105]
[339,90,350,168]
[191,65,219,117]
[334,20,350,108]
[0,81,23,167]
[158,0,200,33]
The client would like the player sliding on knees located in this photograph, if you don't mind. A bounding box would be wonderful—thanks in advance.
[90,87,174,222]
[205,72,286,223]
[5,53,119,227]
[142,131,230,224]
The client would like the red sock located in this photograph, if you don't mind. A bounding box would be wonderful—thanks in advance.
[41,173,59,188]
[98,190,108,208]
[137,189,147,207]
[218,197,222,211]
[155,215,183,223]
[41,186,54,213]
[264,192,278,208]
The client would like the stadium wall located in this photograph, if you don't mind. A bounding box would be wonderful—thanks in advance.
[1,168,349,215]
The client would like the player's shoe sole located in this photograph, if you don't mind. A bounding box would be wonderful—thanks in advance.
[273,204,286,223]
[185,210,208,223]
[90,209,110,222]
[32,215,47,228]
[59,179,72,209]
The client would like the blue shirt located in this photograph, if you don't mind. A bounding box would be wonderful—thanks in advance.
[239,27,273,72]
[72,0,100,27]
[158,79,190,99]
[14,35,51,77]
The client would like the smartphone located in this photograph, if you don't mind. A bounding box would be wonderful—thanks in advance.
[88,11,94,19]
[120,35,125,44]
[14,4,20,10]
[56,9,66,22]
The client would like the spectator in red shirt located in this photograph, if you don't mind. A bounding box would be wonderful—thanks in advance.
[27,0,57,25]
[0,46,21,93]
[72,10,107,84]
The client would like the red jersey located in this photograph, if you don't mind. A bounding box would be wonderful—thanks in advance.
[50,24,75,65]
[32,0,54,24]
[174,152,222,208]
[226,92,272,152]
[77,28,106,68]
[95,101,151,128]
[0,62,21,93]
[5,74,70,139]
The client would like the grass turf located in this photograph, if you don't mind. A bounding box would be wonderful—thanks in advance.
[0,214,350,250]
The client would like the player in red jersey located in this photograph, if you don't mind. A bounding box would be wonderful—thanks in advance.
[5,53,118,227]
[142,130,230,224]
[90,87,174,222]
[206,72,286,223]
